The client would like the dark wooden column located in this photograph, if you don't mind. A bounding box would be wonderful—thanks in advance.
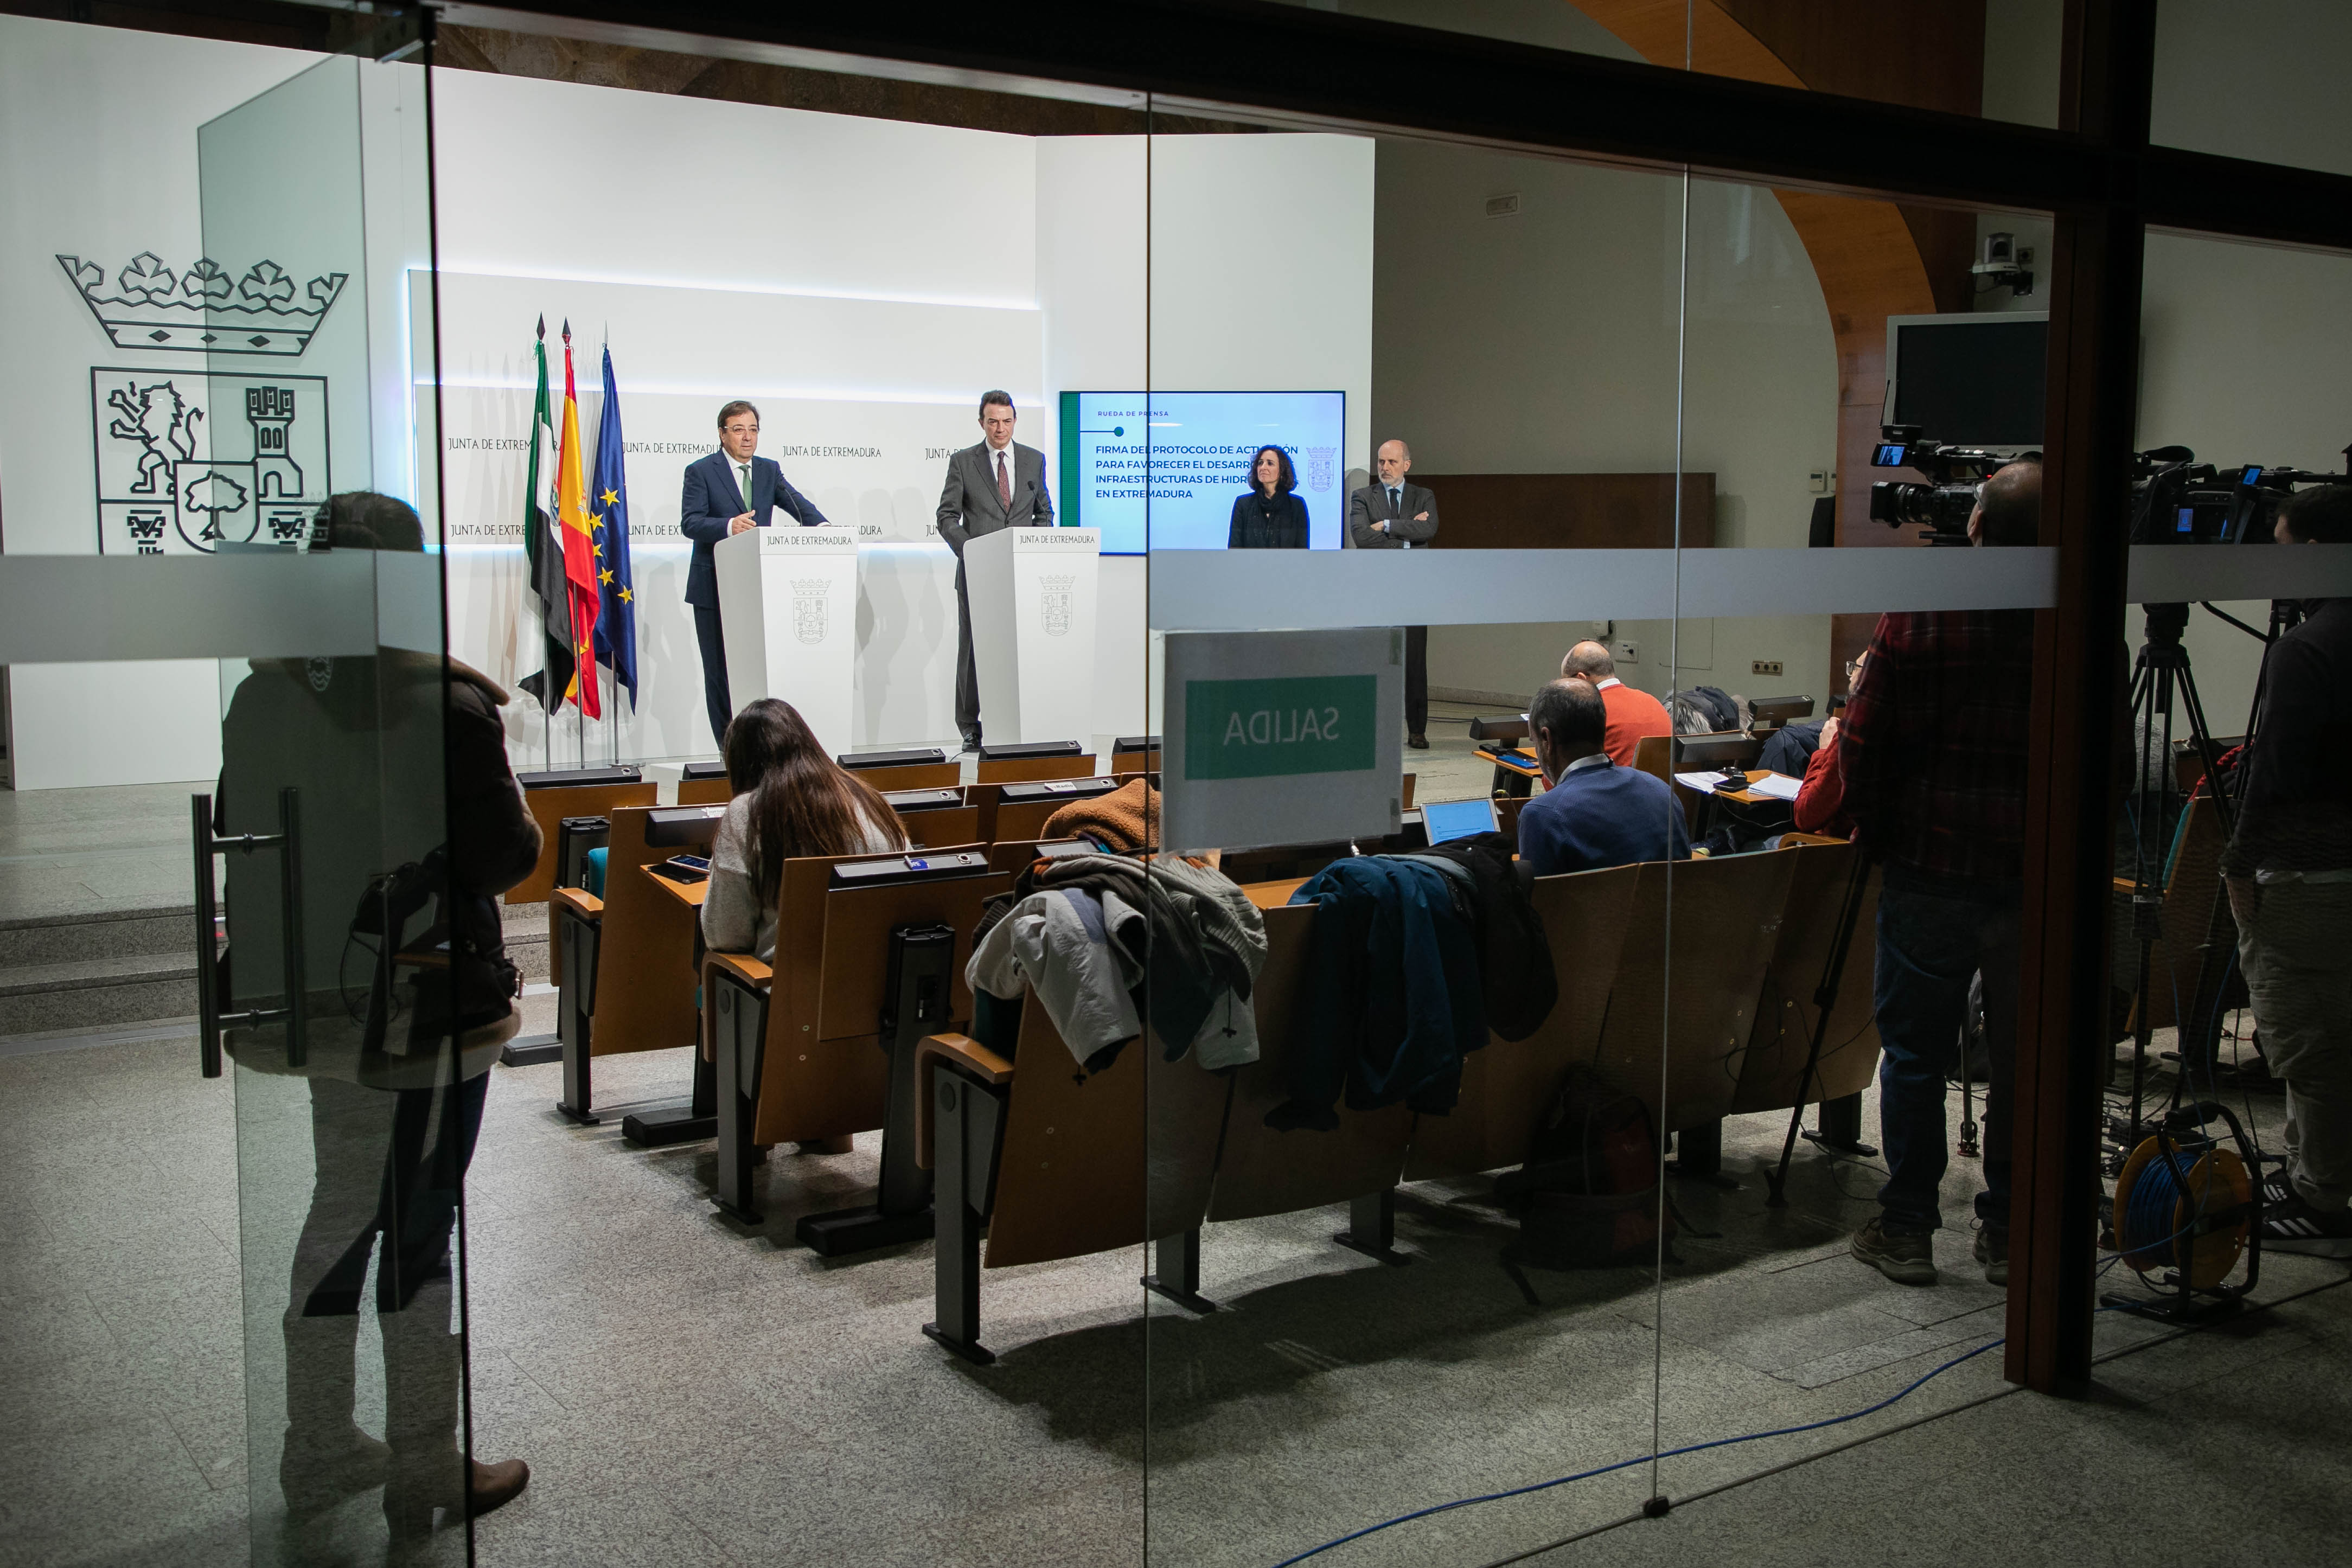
[2004,0,2150,1395]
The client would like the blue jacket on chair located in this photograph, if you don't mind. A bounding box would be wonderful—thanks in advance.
[1516,759,1691,877]
[1270,856,1487,1131]
[680,450,828,609]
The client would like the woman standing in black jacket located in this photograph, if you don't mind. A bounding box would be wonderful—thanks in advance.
[1226,444,1310,549]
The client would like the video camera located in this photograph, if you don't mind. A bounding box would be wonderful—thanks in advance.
[1868,425,2016,545]
[2128,446,2345,545]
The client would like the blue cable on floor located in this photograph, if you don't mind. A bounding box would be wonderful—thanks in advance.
[1266,1335,2006,1567]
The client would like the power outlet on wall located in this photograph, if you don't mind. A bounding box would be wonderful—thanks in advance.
[1752,660,1784,677]
[1612,640,1638,664]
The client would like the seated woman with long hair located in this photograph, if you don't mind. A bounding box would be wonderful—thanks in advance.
[700,699,907,959]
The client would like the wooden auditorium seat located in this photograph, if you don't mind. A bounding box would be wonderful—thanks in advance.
[509,765,654,905]
[1588,849,1795,1174]
[1407,862,1641,1179]
[916,985,1229,1364]
[974,741,1096,784]
[840,747,961,792]
[700,846,1008,1241]
[552,802,725,1141]
[1730,837,1882,1118]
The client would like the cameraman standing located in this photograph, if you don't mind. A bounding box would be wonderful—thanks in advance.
[1840,460,2042,1287]
[2226,484,2352,1256]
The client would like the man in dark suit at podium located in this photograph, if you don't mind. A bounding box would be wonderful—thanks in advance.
[1348,438,1441,748]
[935,389,1054,752]
[681,399,827,746]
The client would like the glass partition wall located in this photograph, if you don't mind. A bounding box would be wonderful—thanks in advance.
[12,5,2352,1567]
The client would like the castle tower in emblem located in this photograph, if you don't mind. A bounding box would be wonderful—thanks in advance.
[247,385,303,498]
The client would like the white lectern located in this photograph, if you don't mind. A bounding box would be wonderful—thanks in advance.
[963,527,1100,746]
[714,525,860,755]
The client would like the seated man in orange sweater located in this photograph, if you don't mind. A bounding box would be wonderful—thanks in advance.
[1560,640,1673,767]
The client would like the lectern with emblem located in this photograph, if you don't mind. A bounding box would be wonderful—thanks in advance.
[962,527,1100,745]
[714,526,860,754]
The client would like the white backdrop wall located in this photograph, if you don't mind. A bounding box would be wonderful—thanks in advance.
[427,75,1376,764]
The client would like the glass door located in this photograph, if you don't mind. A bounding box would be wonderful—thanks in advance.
[193,17,472,1565]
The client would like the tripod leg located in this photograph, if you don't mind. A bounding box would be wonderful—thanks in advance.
[1767,848,1873,1208]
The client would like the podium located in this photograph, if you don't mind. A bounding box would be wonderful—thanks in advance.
[964,527,1100,745]
[714,525,860,755]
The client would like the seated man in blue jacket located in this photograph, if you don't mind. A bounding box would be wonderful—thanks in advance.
[1515,677,1690,875]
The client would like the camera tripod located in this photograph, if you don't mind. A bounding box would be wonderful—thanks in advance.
[2117,598,2307,1132]
[2115,600,2241,1152]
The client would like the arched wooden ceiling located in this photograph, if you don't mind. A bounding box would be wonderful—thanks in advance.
[1568,1,1986,552]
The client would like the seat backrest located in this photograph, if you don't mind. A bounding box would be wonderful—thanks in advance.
[1730,841,1881,1116]
[894,803,984,848]
[983,990,1229,1270]
[844,761,962,792]
[975,751,1097,784]
[583,805,705,1058]
[1407,862,1640,1179]
[1206,904,1415,1223]
[511,778,657,904]
[1631,733,1672,788]
[1590,850,1795,1131]
[750,852,1009,1145]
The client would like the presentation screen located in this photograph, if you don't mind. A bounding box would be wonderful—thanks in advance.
[1058,390,1347,555]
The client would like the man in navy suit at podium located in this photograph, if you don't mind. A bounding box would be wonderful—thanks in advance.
[681,399,827,746]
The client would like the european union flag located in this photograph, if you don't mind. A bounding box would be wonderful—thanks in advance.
[589,343,637,705]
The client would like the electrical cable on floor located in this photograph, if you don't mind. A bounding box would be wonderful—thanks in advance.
[1264,1335,2006,1567]
[1471,1273,2352,1568]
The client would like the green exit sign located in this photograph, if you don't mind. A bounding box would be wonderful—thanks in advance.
[1182,675,1377,780]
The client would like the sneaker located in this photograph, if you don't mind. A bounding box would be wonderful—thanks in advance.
[1973,1224,2010,1287]
[1851,1216,1938,1285]
[2260,1192,2352,1258]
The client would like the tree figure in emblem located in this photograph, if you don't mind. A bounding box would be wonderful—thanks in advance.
[181,469,251,541]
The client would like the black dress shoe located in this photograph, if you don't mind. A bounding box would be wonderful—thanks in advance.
[1407,734,1430,750]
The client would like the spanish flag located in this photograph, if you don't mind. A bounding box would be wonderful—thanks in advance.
[555,321,602,719]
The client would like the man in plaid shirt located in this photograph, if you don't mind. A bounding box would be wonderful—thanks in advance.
[1839,460,2040,1288]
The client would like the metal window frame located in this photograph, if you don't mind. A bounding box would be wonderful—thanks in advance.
[50,0,2343,1394]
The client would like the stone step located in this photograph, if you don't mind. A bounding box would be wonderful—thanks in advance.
[0,905,196,967]
[0,901,551,1040]
[0,949,200,1036]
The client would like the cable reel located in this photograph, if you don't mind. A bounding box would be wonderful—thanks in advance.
[2112,1127,2254,1290]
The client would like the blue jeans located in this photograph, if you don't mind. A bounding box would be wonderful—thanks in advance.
[1872,865,2020,1233]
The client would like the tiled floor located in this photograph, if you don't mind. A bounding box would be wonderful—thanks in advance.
[5,997,2343,1567]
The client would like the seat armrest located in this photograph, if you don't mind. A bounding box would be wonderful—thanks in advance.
[705,951,773,991]
[551,886,605,921]
[1778,831,1851,848]
[916,1032,1015,1170]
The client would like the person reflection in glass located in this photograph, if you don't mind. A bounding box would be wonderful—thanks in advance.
[1226,444,1309,549]
[216,491,537,1553]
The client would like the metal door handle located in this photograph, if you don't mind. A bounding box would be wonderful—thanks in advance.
[192,786,308,1076]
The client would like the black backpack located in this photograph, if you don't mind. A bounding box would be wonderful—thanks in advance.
[1497,1067,1672,1269]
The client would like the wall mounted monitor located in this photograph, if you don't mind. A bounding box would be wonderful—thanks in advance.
[1882,312,2048,450]
[1058,390,1346,554]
